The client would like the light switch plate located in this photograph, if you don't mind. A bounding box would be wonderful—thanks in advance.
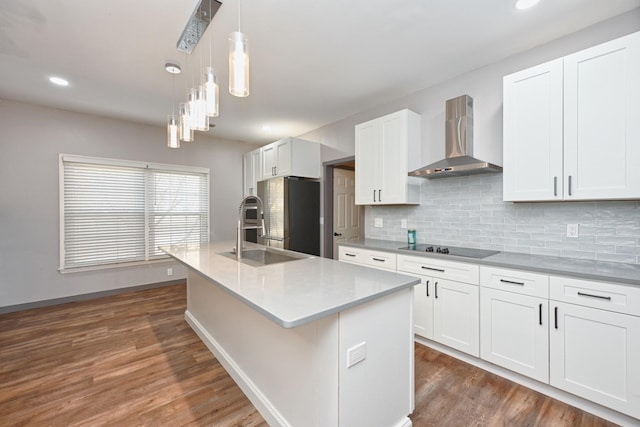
[374,218,383,228]
[401,219,407,229]
[566,223,579,238]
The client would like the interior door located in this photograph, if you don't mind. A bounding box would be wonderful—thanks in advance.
[333,168,361,259]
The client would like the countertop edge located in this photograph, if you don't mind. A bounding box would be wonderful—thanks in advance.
[339,240,640,287]
[163,246,421,328]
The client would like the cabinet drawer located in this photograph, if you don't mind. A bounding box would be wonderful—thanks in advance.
[397,255,478,285]
[480,266,549,298]
[550,276,640,316]
[338,246,397,271]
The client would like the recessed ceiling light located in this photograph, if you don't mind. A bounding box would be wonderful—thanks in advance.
[515,0,540,10]
[49,76,69,86]
[262,125,272,131]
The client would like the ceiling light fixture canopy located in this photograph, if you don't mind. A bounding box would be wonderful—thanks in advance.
[177,0,222,53]
[165,63,182,74]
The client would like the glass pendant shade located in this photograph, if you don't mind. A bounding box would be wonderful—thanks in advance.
[229,31,249,97]
[179,102,193,142]
[204,66,219,117]
[187,87,198,130]
[195,84,209,130]
[167,115,180,148]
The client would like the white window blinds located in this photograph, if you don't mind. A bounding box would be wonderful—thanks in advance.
[148,169,209,259]
[60,155,209,271]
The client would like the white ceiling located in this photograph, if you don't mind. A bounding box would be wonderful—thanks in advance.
[1,0,639,145]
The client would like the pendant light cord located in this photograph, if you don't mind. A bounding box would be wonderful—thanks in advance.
[238,0,242,32]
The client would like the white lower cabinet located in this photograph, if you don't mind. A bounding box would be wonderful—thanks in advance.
[411,277,434,340]
[480,288,549,383]
[338,246,396,272]
[433,278,479,357]
[397,254,479,357]
[480,266,550,383]
[549,276,640,420]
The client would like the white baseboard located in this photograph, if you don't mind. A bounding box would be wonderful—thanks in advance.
[185,310,290,427]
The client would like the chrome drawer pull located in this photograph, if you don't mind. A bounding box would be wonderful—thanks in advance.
[372,257,386,262]
[426,280,430,297]
[539,303,542,325]
[500,279,525,286]
[421,266,445,273]
[345,253,356,257]
[577,291,612,301]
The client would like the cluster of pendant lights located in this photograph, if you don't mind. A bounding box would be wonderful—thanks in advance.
[167,0,249,148]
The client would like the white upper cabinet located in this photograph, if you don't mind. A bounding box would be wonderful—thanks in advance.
[503,59,564,201]
[503,31,640,201]
[261,137,320,180]
[243,148,262,197]
[355,109,421,205]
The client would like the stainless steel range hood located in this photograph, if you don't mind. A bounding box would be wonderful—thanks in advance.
[409,95,502,179]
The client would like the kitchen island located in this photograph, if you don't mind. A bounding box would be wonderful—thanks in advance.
[162,241,420,427]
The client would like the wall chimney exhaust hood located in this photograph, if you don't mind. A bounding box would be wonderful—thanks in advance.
[409,95,502,179]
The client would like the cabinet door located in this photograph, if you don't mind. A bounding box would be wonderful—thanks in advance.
[550,301,640,419]
[242,152,253,197]
[261,144,276,179]
[379,111,407,204]
[480,288,549,383]
[503,59,563,201]
[274,138,291,177]
[564,32,640,200]
[251,149,262,192]
[355,120,381,204]
[413,276,434,340]
[433,279,479,357]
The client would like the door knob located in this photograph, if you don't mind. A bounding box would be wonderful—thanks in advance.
[333,232,342,236]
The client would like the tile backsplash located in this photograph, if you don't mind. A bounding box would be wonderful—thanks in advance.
[365,174,640,265]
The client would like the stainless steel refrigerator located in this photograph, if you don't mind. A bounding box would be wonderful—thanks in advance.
[257,177,320,256]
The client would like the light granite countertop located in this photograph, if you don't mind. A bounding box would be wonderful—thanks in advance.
[340,238,640,287]
[162,241,419,328]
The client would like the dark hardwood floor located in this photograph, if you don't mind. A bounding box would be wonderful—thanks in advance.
[0,284,618,426]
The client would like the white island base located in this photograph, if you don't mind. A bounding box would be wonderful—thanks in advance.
[185,270,414,427]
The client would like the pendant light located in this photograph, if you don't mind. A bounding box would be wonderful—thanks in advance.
[179,102,194,142]
[165,63,181,148]
[229,0,249,97]
[204,0,219,117]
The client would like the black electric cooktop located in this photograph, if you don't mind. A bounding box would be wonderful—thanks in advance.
[398,244,499,259]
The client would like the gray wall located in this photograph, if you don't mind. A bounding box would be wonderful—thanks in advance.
[0,99,259,307]
[298,9,640,265]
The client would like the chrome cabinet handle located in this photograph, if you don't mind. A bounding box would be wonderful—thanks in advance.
[426,280,430,297]
[372,257,386,262]
[435,282,438,299]
[568,175,572,196]
[344,252,356,257]
[500,278,525,286]
[378,189,381,202]
[554,306,558,329]
[373,189,376,202]
[577,291,612,301]
[554,176,558,196]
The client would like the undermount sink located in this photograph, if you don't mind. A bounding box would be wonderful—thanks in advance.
[220,247,309,267]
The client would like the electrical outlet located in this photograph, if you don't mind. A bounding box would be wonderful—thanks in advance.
[374,218,383,228]
[347,342,367,368]
[167,267,173,276]
[401,219,407,229]
[566,224,579,238]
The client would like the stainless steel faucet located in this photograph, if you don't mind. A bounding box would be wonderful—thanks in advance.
[236,195,266,260]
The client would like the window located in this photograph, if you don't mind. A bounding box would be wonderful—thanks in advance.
[60,155,209,271]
